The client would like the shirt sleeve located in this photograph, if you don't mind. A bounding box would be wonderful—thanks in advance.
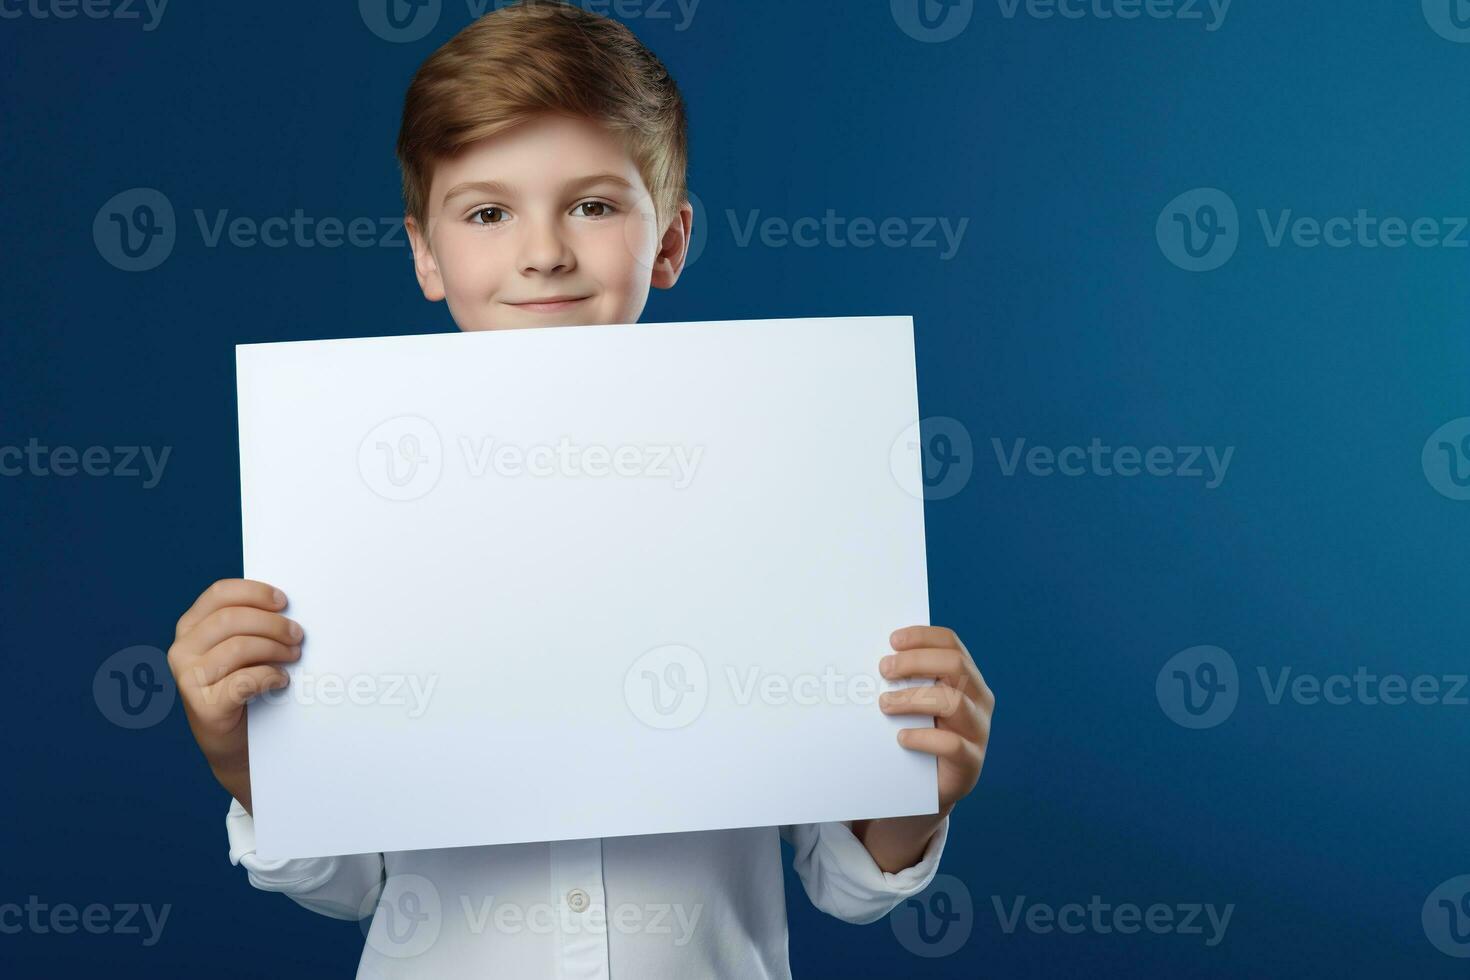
[779,816,949,925]
[225,798,385,921]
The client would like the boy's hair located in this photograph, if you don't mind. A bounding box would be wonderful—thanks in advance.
[397,0,688,233]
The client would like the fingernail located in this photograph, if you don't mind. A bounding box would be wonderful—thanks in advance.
[879,692,894,708]
[880,655,895,676]
[272,588,286,607]
[288,620,303,641]
[896,729,908,745]
[889,629,905,649]
[289,645,302,658]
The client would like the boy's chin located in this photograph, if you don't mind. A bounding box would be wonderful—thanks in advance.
[455,314,591,332]
[453,302,620,332]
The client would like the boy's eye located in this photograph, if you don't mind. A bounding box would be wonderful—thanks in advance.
[469,207,507,225]
[573,201,615,218]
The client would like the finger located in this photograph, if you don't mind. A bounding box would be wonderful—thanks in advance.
[176,606,302,662]
[889,627,993,705]
[198,664,290,713]
[177,579,286,639]
[896,726,983,769]
[880,685,987,741]
[890,626,964,652]
[184,635,301,689]
[881,647,987,701]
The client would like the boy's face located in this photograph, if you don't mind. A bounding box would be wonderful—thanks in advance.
[406,114,692,332]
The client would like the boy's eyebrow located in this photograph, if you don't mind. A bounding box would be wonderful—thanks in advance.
[563,173,636,194]
[440,174,636,207]
[441,180,514,206]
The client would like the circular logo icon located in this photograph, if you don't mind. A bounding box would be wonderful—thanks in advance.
[684,190,708,270]
[362,873,442,959]
[890,0,974,43]
[621,189,707,277]
[1424,0,1470,43]
[94,188,176,272]
[1156,645,1238,729]
[359,416,443,502]
[624,644,708,730]
[1156,188,1239,272]
[93,645,176,729]
[890,873,973,957]
[1422,417,1470,501]
[359,0,441,43]
[890,417,973,501]
[1424,874,1470,957]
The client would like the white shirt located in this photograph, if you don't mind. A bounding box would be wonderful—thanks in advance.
[225,799,948,978]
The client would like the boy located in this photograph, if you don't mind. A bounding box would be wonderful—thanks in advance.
[168,3,994,976]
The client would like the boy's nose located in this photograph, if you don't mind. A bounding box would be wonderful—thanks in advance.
[517,220,575,275]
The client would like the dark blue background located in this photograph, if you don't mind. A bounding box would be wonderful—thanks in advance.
[2,0,1467,976]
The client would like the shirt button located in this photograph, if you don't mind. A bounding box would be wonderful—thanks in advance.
[566,888,590,913]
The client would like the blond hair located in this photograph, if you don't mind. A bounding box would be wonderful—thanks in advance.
[396,1,688,230]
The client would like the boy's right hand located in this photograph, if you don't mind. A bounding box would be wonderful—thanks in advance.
[168,578,303,814]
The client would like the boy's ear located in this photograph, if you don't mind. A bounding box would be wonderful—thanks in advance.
[405,215,446,302]
[650,200,695,290]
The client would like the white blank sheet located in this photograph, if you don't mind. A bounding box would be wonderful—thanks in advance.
[237,315,935,859]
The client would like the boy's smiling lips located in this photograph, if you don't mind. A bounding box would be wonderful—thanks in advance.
[501,294,592,313]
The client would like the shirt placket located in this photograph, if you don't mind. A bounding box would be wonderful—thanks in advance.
[549,838,609,980]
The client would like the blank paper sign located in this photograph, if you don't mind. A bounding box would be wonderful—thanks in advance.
[236,315,936,859]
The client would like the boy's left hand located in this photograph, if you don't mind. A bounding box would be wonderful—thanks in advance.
[878,625,993,815]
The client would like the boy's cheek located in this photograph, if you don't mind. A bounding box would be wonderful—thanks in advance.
[612,215,662,273]
[440,251,506,303]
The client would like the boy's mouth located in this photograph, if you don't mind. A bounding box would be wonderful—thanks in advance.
[502,295,591,313]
